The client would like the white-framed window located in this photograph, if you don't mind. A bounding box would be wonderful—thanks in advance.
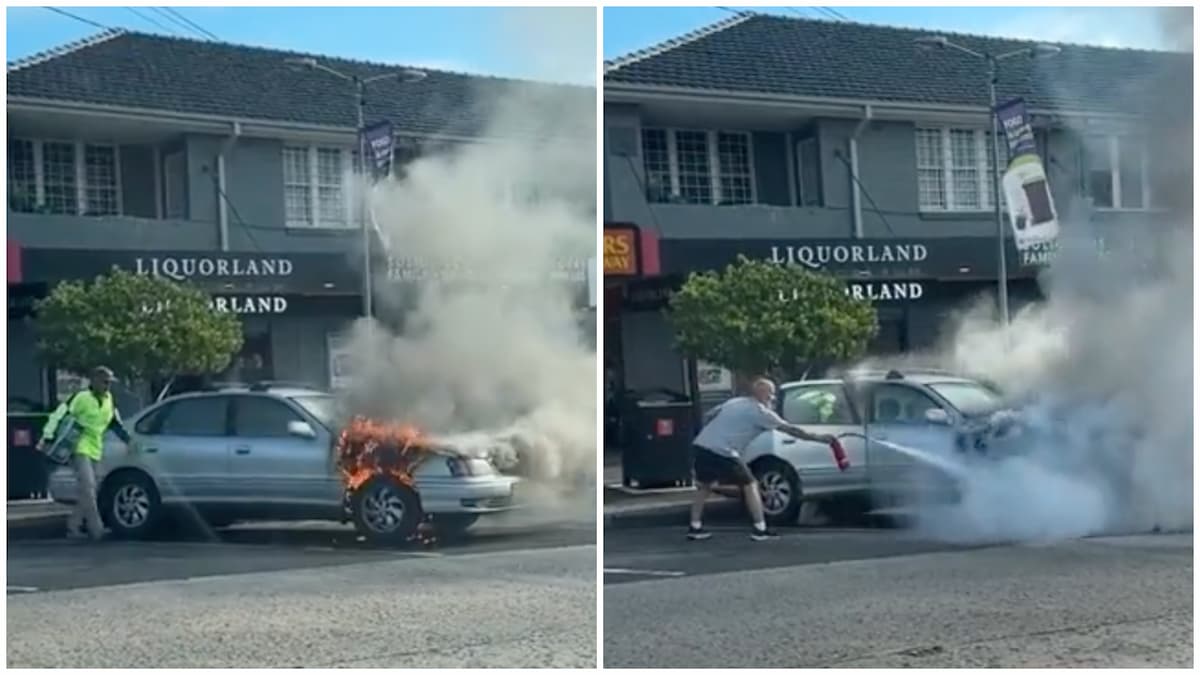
[1083,135,1149,210]
[282,145,352,228]
[640,128,756,205]
[7,138,121,216]
[915,127,1009,212]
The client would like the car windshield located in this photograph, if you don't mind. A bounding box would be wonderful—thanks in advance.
[928,382,1002,416]
[289,395,340,431]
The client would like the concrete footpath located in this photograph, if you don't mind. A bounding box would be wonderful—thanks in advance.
[7,499,70,538]
[602,455,738,529]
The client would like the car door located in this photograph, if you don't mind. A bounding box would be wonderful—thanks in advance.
[133,395,232,502]
[758,382,867,496]
[864,382,957,496]
[228,394,339,506]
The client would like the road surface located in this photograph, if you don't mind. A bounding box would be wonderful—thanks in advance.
[604,523,1192,668]
[8,518,596,668]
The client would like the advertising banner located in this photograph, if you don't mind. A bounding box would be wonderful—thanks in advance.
[995,98,1059,252]
[359,120,395,181]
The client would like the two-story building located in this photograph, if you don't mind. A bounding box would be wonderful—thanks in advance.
[8,30,594,407]
[603,13,1190,400]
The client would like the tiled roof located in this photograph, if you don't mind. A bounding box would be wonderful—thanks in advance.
[8,30,593,138]
[605,13,1191,115]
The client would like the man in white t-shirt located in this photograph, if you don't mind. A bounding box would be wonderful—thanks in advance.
[689,377,835,541]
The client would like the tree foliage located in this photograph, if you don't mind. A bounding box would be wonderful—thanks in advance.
[35,268,244,383]
[669,256,878,378]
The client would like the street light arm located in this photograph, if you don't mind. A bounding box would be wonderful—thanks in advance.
[311,62,354,82]
[943,40,987,60]
[995,47,1034,62]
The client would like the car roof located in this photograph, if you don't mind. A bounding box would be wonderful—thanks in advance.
[161,386,331,401]
[780,372,981,388]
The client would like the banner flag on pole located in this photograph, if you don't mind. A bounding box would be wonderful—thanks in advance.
[994,98,1059,253]
[359,120,395,182]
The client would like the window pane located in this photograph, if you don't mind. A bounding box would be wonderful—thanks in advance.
[782,385,855,425]
[283,147,310,185]
[158,397,228,436]
[872,385,942,425]
[915,129,945,210]
[918,169,945,210]
[42,142,77,215]
[716,132,753,205]
[318,186,345,226]
[285,186,311,226]
[674,130,712,204]
[915,129,943,167]
[798,138,821,206]
[316,148,342,186]
[1117,138,1145,209]
[641,129,672,202]
[1084,136,1114,208]
[84,145,119,216]
[8,139,36,212]
[233,396,302,437]
[983,132,1010,210]
[949,130,979,209]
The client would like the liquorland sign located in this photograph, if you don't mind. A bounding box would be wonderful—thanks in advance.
[19,249,360,316]
[767,243,929,269]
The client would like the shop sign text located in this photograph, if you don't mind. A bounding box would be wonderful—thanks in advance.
[768,243,929,269]
[135,256,294,281]
[604,230,638,276]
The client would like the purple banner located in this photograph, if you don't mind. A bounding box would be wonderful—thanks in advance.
[994,97,1038,159]
[359,120,395,181]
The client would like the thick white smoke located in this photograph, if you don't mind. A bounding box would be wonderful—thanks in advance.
[880,12,1193,543]
[336,8,596,518]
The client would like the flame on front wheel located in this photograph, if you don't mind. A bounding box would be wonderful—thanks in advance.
[334,416,435,492]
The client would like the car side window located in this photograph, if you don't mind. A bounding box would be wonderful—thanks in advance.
[233,396,304,438]
[134,404,171,435]
[781,385,855,425]
[871,384,942,425]
[157,397,229,436]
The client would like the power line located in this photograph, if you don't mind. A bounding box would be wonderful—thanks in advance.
[42,7,112,31]
[160,7,220,41]
[148,6,208,40]
[124,7,181,36]
[823,7,854,22]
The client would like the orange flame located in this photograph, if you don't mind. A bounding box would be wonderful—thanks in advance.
[334,416,437,493]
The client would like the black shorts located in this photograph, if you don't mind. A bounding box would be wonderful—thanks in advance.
[693,446,755,486]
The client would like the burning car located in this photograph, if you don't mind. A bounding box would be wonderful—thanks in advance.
[47,384,519,544]
[735,369,1023,523]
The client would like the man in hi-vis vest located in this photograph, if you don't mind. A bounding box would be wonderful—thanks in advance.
[38,366,132,540]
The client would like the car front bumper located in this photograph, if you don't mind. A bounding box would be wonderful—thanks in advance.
[417,475,523,515]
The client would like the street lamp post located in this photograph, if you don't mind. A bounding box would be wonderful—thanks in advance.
[284,58,426,321]
[914,37,1060,328]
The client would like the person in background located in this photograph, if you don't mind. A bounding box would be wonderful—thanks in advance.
[688,376,836,541]
[38,366,132,541]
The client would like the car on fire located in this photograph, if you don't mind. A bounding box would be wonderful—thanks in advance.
[737,369,1017,524]
[47,384,519,544]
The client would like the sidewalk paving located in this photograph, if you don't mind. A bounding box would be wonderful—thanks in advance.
[7,499,70,536]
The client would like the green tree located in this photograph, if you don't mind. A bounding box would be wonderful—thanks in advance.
[669,256,878,380]
[35,268,244,384]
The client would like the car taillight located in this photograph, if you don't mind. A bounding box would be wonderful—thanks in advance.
[447,457,473,477]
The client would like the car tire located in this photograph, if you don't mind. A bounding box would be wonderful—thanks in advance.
[434,514,479,538]
[752,459,803,526]
[351,476,423,545]
[99,471,163,540]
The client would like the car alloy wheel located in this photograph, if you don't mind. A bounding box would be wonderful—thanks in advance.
[361,484,407,534]
[113,483,151,528]
[758,469,793,515]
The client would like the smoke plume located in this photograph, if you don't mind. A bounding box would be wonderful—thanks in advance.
[336,8,597,517]
[871,11,1192,542]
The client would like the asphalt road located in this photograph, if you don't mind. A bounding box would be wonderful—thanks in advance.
[604,524,1192,668]
[8,518,596,668]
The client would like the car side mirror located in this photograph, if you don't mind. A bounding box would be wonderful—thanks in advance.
[925,409,951,426]
[287,420,317,439]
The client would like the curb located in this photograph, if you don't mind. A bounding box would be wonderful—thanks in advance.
[7,512,69,540]
[603,502,693,529]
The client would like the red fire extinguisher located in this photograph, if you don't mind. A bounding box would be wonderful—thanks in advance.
[829,436,851,471]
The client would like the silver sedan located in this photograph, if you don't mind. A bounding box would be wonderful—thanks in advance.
[48,385,519,543]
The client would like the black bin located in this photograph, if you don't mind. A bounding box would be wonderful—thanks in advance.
[621,391,697,489]
[8,412,51,500]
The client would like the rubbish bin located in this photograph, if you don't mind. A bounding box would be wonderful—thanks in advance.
[8,411,51,500]
[621,390,697,489]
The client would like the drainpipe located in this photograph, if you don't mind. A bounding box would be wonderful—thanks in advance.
[848,104,873,239]
[217,121,242,251]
